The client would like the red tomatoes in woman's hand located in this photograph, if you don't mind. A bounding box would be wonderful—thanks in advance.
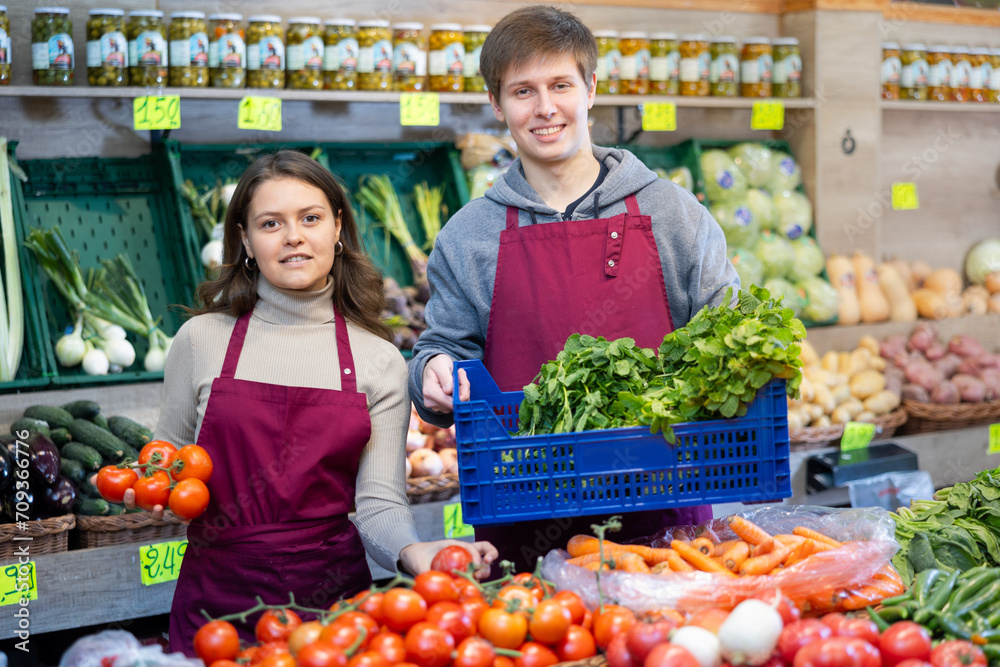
[132,471,172,511]
[168,477,210,520]
[430,545,474,575]
[173,444,214,483]
[138,440,178,467]
[256,608,303,643]
[96,465,138,503]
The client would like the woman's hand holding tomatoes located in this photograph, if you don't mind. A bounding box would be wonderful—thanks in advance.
[399,541,499,581]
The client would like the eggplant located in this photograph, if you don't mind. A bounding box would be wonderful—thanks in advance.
[2,483,39,520]
[0,445,13,494]
[4,432,61,486]
[41,476,76,516]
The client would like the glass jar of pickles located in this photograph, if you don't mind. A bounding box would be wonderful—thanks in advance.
[594,30,620,95]
[32,7,74,85]
[772,37,801,98]
[392,23,426,92]
[740,37,772,97]
[881,42,901,100]
[127,10,167,87]
[968,47,989,103]
[709,36,738,97]
[679,34,709,96]
[990,49,1000,103]
[619,32,649,95]
[287,17,323,89]
[357,20,392,91]
[87,9,127,87]
[926,45,951,102]
[246,15,283,89]
[900,43,928,100]
[649,33,678,95]
[169,11,208,87]
[323,19,357,91]
[949,47,971,102]
[462,25,489,92]
[0,5,9,84]
[208,13,245,88]
[429,23,464,92]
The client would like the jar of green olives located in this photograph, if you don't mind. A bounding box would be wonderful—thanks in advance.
[649,32,679,95]
[357,20,392,91]
[127,10,167,87]
[287,17,323,89]
[1,6,12,85]
[323,19,357,90]
[463,25,489,92]
[208,13,245,88]
[32,7,74,85]
[594,30,620,95]
[709,36,738,97]
[169,11,207,87]
[429,23,464,92]
[392,23,426,92]
[87,9,127,86]
[247,15,284,89]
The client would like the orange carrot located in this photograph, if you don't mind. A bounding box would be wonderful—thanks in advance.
[712,539,742,557]
[671,540,737,577]
[581,561,609,572]
[615,552,652,574]
[792,526,842,548]
[566,535,674,564]
[567,553,608,566]
[727,516,774,555]
[650,562,673,575]
[773,534,806,547]
[783,539,815,567]
[739,544,793,575]
[691,537,715,555]
[839,575,906,611]
[567,535,601,557]
[722,541,751,572]
[665,550,695,572]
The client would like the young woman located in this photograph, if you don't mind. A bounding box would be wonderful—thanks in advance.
[149,151,496,655]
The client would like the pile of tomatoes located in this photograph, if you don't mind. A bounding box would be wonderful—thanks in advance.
[95,441,213,520]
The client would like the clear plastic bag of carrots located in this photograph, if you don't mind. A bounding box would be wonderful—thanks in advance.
[540,505,903,616]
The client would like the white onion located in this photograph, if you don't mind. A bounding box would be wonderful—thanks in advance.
[82,346,110,376]
[201,240,224,269]
[144,347,165,372]
[55,326,86,367]
[101,338,135,367]
[99,324,127,341]
[671,626,722,667]
[717,599,784,666]
[220,184,238,208]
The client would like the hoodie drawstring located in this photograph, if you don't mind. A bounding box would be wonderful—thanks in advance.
[593,192,601,219]
[528,209,538,226]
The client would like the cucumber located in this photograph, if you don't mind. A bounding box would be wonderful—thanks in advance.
[121,444,140,462]
[91,414,109,430]
[107,416,153,449]
[61,400,100,420]
[78,474,101,499]
[75,497,110,516]
[50,427,72,446]
[10,418,50,438]
[67,419,124,463]
[106,503,127,516]
[23,405,74,429]
[60,442,103,472]
[60,458,87,484]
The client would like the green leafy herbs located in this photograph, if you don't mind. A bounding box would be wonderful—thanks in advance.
[517,285,804,442]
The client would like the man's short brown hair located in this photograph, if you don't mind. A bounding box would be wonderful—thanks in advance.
[479,6,598,100]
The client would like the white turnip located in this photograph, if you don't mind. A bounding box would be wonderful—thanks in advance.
[717,599,784,666]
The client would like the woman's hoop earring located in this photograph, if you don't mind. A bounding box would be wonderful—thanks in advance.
[244,256,257,270]
[335,241,344,255]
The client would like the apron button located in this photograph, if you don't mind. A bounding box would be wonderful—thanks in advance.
[344,368,352,375]
[608,259,615,267]
[611,231,619,239]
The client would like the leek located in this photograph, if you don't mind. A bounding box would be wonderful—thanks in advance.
[0,138,24,382]
[413,182,445,252]
[356,174,428,285]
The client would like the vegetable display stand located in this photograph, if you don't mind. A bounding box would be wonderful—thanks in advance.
[406,472,460,504]
[0,515,75,559]
[160,139,470,288]
[72,511,187,549]
[899,400,1000,435]
[452,359,791,527]
[13,149,201,388]
[790,423,844,451]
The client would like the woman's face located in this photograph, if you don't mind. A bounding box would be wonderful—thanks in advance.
[240,177,342,292]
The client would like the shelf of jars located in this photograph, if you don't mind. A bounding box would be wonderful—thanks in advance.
[880,100,1000,113]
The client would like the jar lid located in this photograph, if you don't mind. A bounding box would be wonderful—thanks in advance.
[248,15,282,23]
[393,22,424,31]
[357,19,390,28]
[324,18,357,27]
[712,36,737,43]
[0,5,6,11]
[431,23,463,31]
[592,29,618,38]
[620,31,648,40]
[951,46,970,54]
[928,44,951,52]
[680,34,709,42]
[171,11,206,19]
[901,43,927,51]
[89,8,124,16]
[743,36,771,44]
[128,10,164,18]
[288,16,321,24]
[463,25,492,33]
[208,13,243,21]
[773,37,799,46]
[34,7,70,14]
[650,32,678,40]
[882,42,900,49]
[971,47,990,55]
[991,48,1000,56]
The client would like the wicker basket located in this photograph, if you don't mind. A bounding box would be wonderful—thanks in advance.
[407,473,460,504]
[0,515,75,560]
[901,399,1000,435]
[73,511,187,549]
[871,408,908,440]
[556,657,606,667]
[790,423,845,451]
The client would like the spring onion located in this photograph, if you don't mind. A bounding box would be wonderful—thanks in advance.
[413,182,445,252]
[55,318,86,367]
[0,138,24,382]
[356,174,428,285]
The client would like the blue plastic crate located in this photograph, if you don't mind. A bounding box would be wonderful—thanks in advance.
[452,359,791,526]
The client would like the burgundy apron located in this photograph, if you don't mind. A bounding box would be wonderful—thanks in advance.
[169,306,373,656]
[476,194,713,572]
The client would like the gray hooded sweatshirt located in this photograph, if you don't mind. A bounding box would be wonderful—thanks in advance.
[408,144,740,426]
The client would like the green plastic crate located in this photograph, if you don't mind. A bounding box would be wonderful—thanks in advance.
[14,150,201,388]
[162,140,470,289]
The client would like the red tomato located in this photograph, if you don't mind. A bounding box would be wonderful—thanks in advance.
[369,631,407,664]
[820,613,849,634]
[880,622,932,667]
[193,620,240,663]
[96,466,138,504]
[430,545,474,575]
[454,637,496,667]
[256,609,303,643]
[138,440,178,467]
[777,619,834,665]
[511,572,552,601]
[514,642,560,667]
[477,608,527,650]
[319,621,370,651]
[751,588,802,626]
[529,599,574,644]
[258,655,296,667]
[461,597,490,626]
[604,633,635,667]
[404,621,455,667]
[132,470,172,511]
[553,625,597,662]
[254,642,292,666]
[834,617,881,646]
[686,608,729,635]
[288,621,324,656]
[895,661,932,667]
[381,588,429,633]
[793,637,880,667]
[338,612,381,641]
[626,619,680,663]
[643,643,701,667]
[427,601,476,644]
[493,657,515,667]
[297,642,350,667]
[351,591,386,625]
[174,444,214,483]
[347,650,392,667]
[592,605,637,650]
[414,571,459,605]
[493,585,536,613]
[929,640,987,667]
[168,477,210,520]
[551,591,587,626]
[209,662,242,667]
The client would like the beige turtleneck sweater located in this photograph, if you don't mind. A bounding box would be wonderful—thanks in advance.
[154,275,420,572]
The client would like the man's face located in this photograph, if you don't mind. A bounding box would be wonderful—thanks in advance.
[489,52,597,171]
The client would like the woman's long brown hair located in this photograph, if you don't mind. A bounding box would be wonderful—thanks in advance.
[190,150,391,342]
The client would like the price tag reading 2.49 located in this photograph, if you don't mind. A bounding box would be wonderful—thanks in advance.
[133,96,181,131]
[140,540,188,586]
[238,97,283,132]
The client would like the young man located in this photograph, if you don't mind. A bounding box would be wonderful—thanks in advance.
[408,5,740,570]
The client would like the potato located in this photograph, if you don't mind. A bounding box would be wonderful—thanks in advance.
[806,403,826,421]
[930,380,960,405]
[799,340,819,366]
[905,361,943,392]
[830,383,851,405]
[902,383,930,402]
[812,384,836,414]
[831,397,864,424]
[863,390,901,415]
[837,351,854,375]
[787,409,807,432]
[827,372,850,388]
[799,376,815,403]
[850,370,887,399]
[803,366,830,386]
[952,374,986,403]
[811,415,831,428]
[858,335,881,357]
[821,351,839,372]
[868,355,887,372]
[855,411,877,423]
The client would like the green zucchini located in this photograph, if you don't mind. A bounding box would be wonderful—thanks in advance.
[23,405,74,429]
[91,414,109,430]
[67,419,124,463]
[60,442,103,472]
[121,444,140,462]
[60,458,87,484]
[61,400,101,420]
[75,497,111,516]
[49,427,72,446]
[9,418,50,438]
[78,474,101,499]
[106,502,127,516]
[107,416,153,449]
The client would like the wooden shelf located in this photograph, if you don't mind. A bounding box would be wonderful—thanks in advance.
[804,313,1000,355]
[881,100,1000,113]
[595,95,816,108]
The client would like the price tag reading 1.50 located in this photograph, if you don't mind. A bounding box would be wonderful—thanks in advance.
[133,96,181,131]
[641,103,677,132]
[140,540,188,586]
[751,100,784,130]
[400,93,440,127]
[238,96,282,132]
[0,562,38,607]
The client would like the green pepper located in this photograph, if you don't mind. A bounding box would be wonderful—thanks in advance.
[982,645,1000,663]
[915,569,961,624]
[914,568,944,606]
[976,628,1000,644]
[880,591,914,606]
[873,605,908,625]
[988,609,1000,628]
[953,579,1000,618]
[957,565,992,582]
[945,569,1000,612]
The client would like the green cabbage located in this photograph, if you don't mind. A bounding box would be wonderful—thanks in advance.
[711,200,761,248]
[774,191,813,240]
[788,236,826,283]
[754,230,796,280]
[746,188,777,231]
[728,246,764,290]
[766,151,802,194]
[764,277,803,316]
[729,143,774,188]
[964,238,1000,286]
[700,150,748,204]
[796,275,839,323]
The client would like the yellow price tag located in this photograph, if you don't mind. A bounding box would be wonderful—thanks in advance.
[891,183,919,210]
[989,424,1000,455]
[641,103,677,132]
[443,503,475,539]
[751,100,785,130]
[0,561,38,607]
[841,422,876,453]
[400,93,440,127]
[133,95,181,131]
[139,540,188,586]
[238,96,283,132]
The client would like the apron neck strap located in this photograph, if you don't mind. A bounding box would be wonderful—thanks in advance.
[624,194,641,217]
[505,206,519,231]
[220,311,252,379]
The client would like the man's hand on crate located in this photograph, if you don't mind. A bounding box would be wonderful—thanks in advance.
[423,354,471,414]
